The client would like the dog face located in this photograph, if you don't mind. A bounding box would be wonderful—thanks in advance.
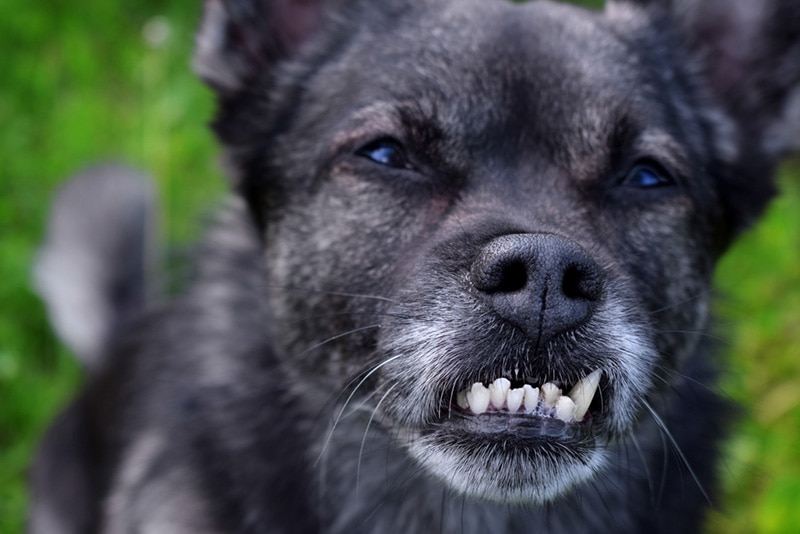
[192,0,800,505]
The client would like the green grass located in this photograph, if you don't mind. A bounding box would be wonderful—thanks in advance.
[0,1,798,533]
[710,166,800,534]
[0,1,220,531]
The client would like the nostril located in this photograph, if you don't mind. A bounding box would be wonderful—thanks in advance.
[470,233,604,344]
[561,263,602,302]
[495,260,528,294]
[471,257,529,294]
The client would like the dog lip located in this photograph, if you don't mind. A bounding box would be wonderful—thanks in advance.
[436,410,595,444]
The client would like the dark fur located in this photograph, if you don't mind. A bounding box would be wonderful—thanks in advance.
[30,0,800,532]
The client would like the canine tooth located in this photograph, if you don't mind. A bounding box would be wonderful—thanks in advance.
[489,378,511,409]
[568,369,602,421]
[541,383,561,406]
[506,387,524,412]
[522,384,539,411]
[456,389,469,410]
[555,396,577,422]
[467,383,490,414]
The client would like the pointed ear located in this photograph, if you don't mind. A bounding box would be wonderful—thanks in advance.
[675,0,800,234]
[193,0,326,96]
[612,0,800,159]
[672,0,800,159]
[610,0,800,235]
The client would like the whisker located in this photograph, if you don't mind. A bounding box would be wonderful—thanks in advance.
[288,311,416,323]
[357,383,397,497]
[648,289,716,316]
[316,354,403,466]
[650,362,721,398]
[641,398,712,506]
[257,283,402,305]
[629,435,655,504]
[655,328,726,343]
[298,324,382,358]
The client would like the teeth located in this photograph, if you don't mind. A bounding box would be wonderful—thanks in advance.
[567,369,602,421]
[523,385,539,411]
[466,382,490,414]
[489,378,511,409]
[506,387,524,412]
[456,370,602,423]
[555,396,577,422]
[456,389,469,410]
[541,383,561,406]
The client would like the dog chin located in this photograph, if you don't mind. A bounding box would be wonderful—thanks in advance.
[405,426,607,503]
[395,375,613,504]
[378,357,643,504]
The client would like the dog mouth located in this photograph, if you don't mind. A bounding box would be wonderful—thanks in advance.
[377,279,654,502]
[379,315,651,503]
[452,369,602,424]
[397,365,611,504]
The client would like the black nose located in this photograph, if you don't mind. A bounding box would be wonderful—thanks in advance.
[470,234,603,345]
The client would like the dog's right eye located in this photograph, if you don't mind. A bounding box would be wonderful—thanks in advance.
[357,139,413,170]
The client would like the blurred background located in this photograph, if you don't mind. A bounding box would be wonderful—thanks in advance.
[0,0,798,532]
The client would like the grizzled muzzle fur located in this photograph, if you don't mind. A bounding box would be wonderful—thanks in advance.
[30,0,800,533]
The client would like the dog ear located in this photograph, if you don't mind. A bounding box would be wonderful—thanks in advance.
[669,0,800,159]
[193,0,326,95]
[611,0,800,234]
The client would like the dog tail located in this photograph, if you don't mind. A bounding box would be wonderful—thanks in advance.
[34,164,159,371]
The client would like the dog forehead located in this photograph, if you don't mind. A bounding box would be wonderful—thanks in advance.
[371,3,626,87]
[304,0,648,155]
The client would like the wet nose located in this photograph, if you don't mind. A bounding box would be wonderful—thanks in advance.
[470,233,603,345]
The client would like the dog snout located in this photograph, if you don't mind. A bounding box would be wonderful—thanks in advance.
[470,233,603,344]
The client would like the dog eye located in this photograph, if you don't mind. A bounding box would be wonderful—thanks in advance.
[357,139,413,170]
[621,163,674,189]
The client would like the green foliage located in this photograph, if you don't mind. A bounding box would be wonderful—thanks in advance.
[0,0,219,531]
[0,0,797,532]
[709,165,800,534]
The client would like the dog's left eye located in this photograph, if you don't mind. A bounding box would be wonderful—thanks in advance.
[357,139,413,170]
[621,163,674,189]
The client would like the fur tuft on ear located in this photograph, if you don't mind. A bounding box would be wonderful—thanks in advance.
[193,0,326,96]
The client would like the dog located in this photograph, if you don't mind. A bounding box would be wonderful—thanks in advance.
[29,0,800,532]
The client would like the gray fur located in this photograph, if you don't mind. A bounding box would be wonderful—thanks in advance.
[30,0,799,533]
